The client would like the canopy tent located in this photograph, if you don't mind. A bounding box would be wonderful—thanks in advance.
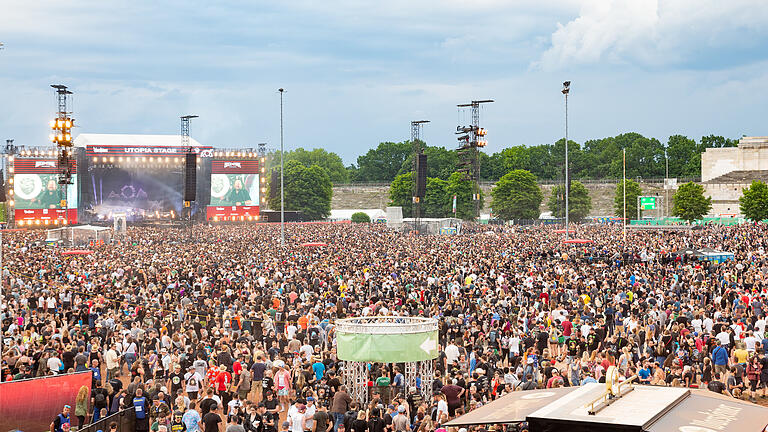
[300,242,328,247]
[562,238,594,244]
[61,250,94,256]
[445,383,768,432]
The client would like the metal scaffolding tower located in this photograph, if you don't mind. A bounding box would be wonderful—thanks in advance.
[456,99,493,219]
[411,120,429,233]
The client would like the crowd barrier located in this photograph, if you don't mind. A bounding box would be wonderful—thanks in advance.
[0,371,92,432]
[79,407,136,432]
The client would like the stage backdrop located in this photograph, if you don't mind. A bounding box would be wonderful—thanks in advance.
[207,160,260,220]
[0,371,92,432]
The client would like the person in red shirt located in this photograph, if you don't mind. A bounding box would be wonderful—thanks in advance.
[214,365,233,411]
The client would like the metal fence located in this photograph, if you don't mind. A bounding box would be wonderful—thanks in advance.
[334,177,700,187]
[79,407,135,432]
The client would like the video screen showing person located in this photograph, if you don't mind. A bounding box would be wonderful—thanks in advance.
[14,174,78,209]
[210,174,259,206]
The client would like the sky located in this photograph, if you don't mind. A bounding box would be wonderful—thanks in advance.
[1,0,768,165]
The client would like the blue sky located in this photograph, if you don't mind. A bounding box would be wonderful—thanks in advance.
[1,0,768,164]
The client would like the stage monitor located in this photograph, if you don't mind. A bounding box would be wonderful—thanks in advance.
[13,158,78,224]
[207,159,260,220]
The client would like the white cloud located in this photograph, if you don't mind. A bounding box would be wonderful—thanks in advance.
[536,0,768,70]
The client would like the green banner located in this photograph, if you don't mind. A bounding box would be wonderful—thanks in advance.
[337,330,438,362]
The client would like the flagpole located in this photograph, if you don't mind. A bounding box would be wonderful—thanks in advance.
[623,148,626,245]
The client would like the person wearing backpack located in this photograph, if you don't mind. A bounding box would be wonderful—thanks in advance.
[91,380,109,422]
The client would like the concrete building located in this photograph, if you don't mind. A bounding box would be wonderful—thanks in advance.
[701,136,768,216]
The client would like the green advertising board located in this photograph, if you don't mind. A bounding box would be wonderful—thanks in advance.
[336,330,438,362]
[640,196,657,210]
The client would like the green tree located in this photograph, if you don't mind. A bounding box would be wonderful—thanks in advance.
[267,160,332,220]
[355,141,412,182]
[614,179,642,219]
[446,172,482,220]
[388,173,413,218]
[423,177,451,218]
[548,181,592,221]
[739,181,768,221]
[672,182,711,222]
[351,212,371,223]
[400,145,459,180]
[665,135,698,178]
[283,147,349,183]
[490,170,543,220]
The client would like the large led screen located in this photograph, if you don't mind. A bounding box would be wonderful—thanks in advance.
[210,173,259,206]
[14,173,78,209]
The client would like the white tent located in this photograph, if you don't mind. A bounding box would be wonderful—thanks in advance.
[328,209,386,221]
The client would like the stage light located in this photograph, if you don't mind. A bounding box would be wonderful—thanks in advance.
[63,220,68,225]
[261,177,265,183]
[261,187,266,193]
[255,216,259,221]
[54,220,59,225]
[44,220,50,225]
[65,120,71,128]
[35,219,41,225]
[141,156,146,162]
[34,150,39,156]
[118,157,123,162]
[17,220,23,226]
[8,155,13,162]
[261,157,265,163]
[93,157,98,162]
[8,189,13,196]
[174,157,180,163]
[108,157,114,163]
[49,120,56,128]
[65,134,71,141]
[102,157,107,163]
[58,135,63,141]
[196,157,201,163]
[9,200,14,207]
[57,120,63,128]
[8,167,13,173]
[214,216,219,221]
[247,216,253,221]
[8,178,13,184]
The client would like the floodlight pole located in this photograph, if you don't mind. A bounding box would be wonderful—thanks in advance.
[279,88,285,248]
[562,82,570,241]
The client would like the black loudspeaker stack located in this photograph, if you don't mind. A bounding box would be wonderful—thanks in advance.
[416,153,427,198]
[184,153,196,202]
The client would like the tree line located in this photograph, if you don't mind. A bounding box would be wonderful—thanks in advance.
[265,132,737,185]
[262,132,738,220]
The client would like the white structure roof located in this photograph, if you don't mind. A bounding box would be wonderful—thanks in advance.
[329,209,386,220]
[74,134,204,148]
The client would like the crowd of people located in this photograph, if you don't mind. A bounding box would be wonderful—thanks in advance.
[1,221,768,432]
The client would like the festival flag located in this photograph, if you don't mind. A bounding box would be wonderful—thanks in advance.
[452,195,457,214]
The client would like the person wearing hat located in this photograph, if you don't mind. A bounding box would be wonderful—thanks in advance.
[391,406,409,432]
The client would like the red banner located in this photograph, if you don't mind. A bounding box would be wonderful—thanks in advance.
[0,371,92,432]
[206,205,260,220]
[15,208,79,225]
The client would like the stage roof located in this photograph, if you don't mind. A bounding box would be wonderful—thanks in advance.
[74,134,204,148]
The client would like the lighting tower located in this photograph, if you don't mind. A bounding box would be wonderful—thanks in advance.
[456,99,493,219]
[49,85,75,226]
[411,120,429,233]
[180,115,198,148]
[561,81,570,241]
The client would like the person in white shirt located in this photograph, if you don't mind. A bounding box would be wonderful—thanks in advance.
[445,342,460,365]
[743,331,758,352]
[691,316,703,334]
